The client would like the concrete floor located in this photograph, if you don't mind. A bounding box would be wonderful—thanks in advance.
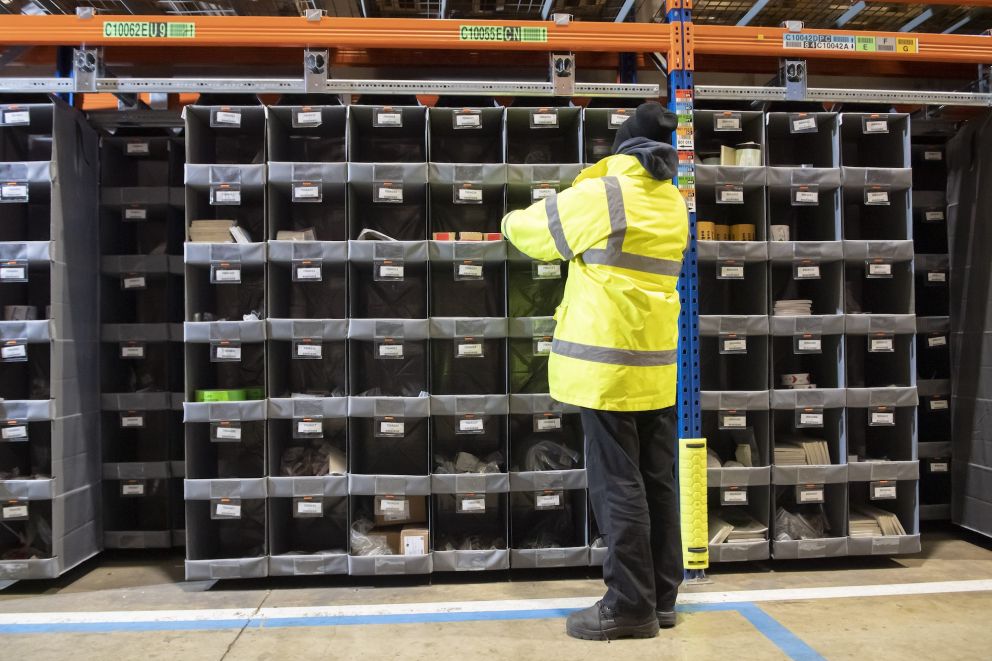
[0,524,990,660]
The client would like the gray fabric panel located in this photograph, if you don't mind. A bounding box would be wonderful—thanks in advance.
[102,254,172,274]
[696,240,769,262]
[510,547,589,569]
[507,317,556,338]
[432,549,510,572]
[843,240,915,262]
[268,553,349,577]
[102,462,172,480]
[430,473,510,494]
[699,315,769,336]
[846,535,921,556]
[846,387,919,408]
[0,399,55,420]
[184,163,266,187]
[101,392,173,411]
[184,558,268,580]
[769,388,846,410]
[509,469,587,491]
[347,239,428,262]
[694,164,766,188]
[266,396,348,420]
[844,314,917,335]
[766,166,841,189]
[773,464,848,485]
[347,474,431,495]
[183,321,266,343]
[267,162,347,185]
[707,466,770,487]
[506,164,581,186]
[347,162,427,185]
[772,538,848,560]
[0,478,56,500]
[841,166,912,189]
[183,400,267,422]
[918,379,951,397]
[428,317,508,338]
[707,541,769,563]
[347,396,430,418]
[267,319,349,341]
[347,318,430,341]
[769,314,845,336]
[699,390,769,411]
[768,241,844,262]
[267,476,348,498]
[0,320,52,342]
[183,478,267,500]
[427,240,506,262]
[101,186,171,207]
[917,316,950,333]
[101,323,171,343]
[428,395,509,416]
[267,240,348,264]
[847,461,920,482]
[0,557,60,580]
[183,242,266,266]
[0,241,51,263]
[428,163,506,185]
[104,531,173,550]
[347,555,432,576]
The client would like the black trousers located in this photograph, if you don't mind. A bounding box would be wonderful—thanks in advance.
[581,406,682,617]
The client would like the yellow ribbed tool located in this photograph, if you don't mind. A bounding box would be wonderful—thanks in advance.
[679,437,709,574]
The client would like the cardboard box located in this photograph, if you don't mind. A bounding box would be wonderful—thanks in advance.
[367,528,402,555]
[483,233,503,242]
[401,526,430,556]
[458,231,483,241]
[374,494,428,526]
[432,232,456,241]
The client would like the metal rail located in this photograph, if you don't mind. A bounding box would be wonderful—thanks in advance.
[694,84,992,106]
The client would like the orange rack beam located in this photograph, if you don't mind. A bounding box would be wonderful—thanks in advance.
[0,15,674,54]
[692,24,992,65]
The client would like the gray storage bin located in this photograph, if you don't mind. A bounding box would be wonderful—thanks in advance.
[505,164,581,213]
[101,255,183,324]
[348,319,429,397]
[697,241,769,316]
[846,387,918,468]
[430,317,508,395]
[348,106,427,163]
[918,379,950,444]
[266,106,347,163]
[915,254,949,317]
[267,319,348,398]
[769,241,845,316]
[184,321,266,403]
[510,488,588,567]
[506,107,582,165]
[267,397,347,499]
[700,390,770,475]
[695,165,767,240]
[0,161,53,243]
[184,105,266,165]
[507,245,567,318]
[771,481,848,559]
[428,107,505,164]
[184,400,266,481]
[102,461,172,549]
[348,554,432,576]
[184,163,267,242]
[582,107,635,164]
[348,240,428,318]
[267,490,349,576]
[428,163,506,236]
[508,317,555,394]
[101,392,179,466]
[267,241,347,320]
[708,484,770,562]
[770,315,845,391]
[699,315,770,391]
[771,387,847,476]
[844,241,915,315]
[845,314,916,388]
[432,491,509,572]
[509,394,584,478]
[766,112,839,168]
[840,113,911,168]
[184,478,268,579]
[847,478,920,556]
[766,167,842,242]
[267,162,347,241]
[184,242,265,322]
[348,396,430,479]
[428,241,507,317]
[430,394,509,492]
[916,316,950,381]
[842,167,913,240]
[693,110,766,165]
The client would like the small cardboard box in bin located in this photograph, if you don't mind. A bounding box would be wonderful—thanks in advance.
[401,526,430,555]
[374,494,428,526]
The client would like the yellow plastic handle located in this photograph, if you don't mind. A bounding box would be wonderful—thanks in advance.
[679,437,709,570]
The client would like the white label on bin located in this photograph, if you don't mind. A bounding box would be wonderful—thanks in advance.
[121,416,144,428]
[123,276,146,289]
[455,114,481,127]
[2,184,27,199]
[376,111,402,126]
[297,501,323,515]
[460,418,485,432]
[720,265,745,279]
[2,505,27,519]
[404,536,426,556]
[214,269,241,283]
[461,498,486,512]
[723,339,747,352]
[866,190,889,204]
[610,112,631,127]
[121,346,145,358]
[296,267,322,281]
[215,426,241,440]
[1,344,26,360]
[125,208,147,220]
[928,271,947,283]
[531,187,556,201]
[380,497,406,512]
[458,264,484,278]
[536,340,553,354]
[379,264,404,278]
[796,265,820,279]
[924,151,943,161]
[379,344,404,358]
[457,343,483,357]
[925,211,945,221]
[378,186,403,202]
[3,111,29,125]
[215,503,241,517]
[296,343,322,358]
[798,338,821,352]
[873,485,897,499]
[532,113,557,125]
[458,188,483,202]
[723,489,748,503]
[2,425,27,439]
[296,111,322,125]
[792,117,817,132]
[127,142,150,155]
[799,487,824,503]
[795,190,819,204]
[1,267,25,280]
[715,116,741,131]
[872,411,895,425]
[380,421,405,435]
[870,337,894,352]
[868,262,892,277]
[536,264,561,278]
[214,189,241,204]
[928,335,947,348]
[930,461,949,473]
[122,484,145,496]
[297,420,323,435]
[536,494,561,508]
[930,398,949,411]
[536,417,562,431]
[720,189,744,203]
[214,111,242,126]
[864,120,888,134]
[723,415,746,428]
[800,412,824,426]
[294,185,319,199]
[215,346,241,360]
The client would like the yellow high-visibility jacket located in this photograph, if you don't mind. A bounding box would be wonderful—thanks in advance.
[502,138,688,411]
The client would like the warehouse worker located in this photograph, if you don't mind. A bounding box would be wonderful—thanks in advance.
[502,101,688,641]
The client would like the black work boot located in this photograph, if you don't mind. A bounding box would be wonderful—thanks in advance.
[656,610,677,628]
[565,601,660,641]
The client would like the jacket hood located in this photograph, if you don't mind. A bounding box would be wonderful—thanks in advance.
[614,137,679,181]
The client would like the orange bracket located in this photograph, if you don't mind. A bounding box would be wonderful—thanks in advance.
[670,21,683,73]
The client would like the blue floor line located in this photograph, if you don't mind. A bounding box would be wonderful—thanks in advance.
[0,601,826,660]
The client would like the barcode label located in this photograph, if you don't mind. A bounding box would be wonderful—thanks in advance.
[1,344,26,360]
[122,483,145,496]
[610,112,630,128]
[458,264,484,278]
[295,267,321,280]
[297,501,323,515]
[215,503,241,517]
[214,111,242,126]
[459,418,484,432]
[800,412,824,426]
[297,420,323,435]
[125,208,147,220]
[3,111,29,125]
[872,411,895,425]
[1,425,27,440]
[296,111,322,125]
[214,189,241,204]
[536,416,561,431]
[380,497,406,512]
[461,498,487,512]
[536,264,561,278]
[532,187,556,201]
[455,113,481,127]
[864,120,888,134]
[376,112,403,126]
[379,264,404,278]
[2,505,28,519]
[296,343,322,358]
[458,188,483,202]
[294,185,319,199]
[380,421,405,435]
[870,338,894,352]
[930,399,949,411]
[215,346,241,360]
[722,415,746,428]
[536,494,561,508]
[798,339,821,351]
[715,116,741,131]
[121,416,144,428]
[126,142,150,155]
[866,191,889,204]
[928,335,947,348]
[457,343,484,357]
[795,190,819,204]
[215,426,241,440]
[928,271,947,283]
[1,184,28,199]
[720,189,744,203]
[924,151,943,161]
[121,346,145,358]
[796,265,820,279]
[532,113,557,126]
[1,267,25,280]
[123,276,146,289]
[925,210,945,222]
[792,117,817,132]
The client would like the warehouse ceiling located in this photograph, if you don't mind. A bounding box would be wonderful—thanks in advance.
[0,0,990,35]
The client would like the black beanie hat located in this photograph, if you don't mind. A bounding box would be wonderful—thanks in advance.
[612,101,679,153]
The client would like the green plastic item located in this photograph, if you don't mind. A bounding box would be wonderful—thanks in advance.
[244,387,265,400]
[195,389,248,402]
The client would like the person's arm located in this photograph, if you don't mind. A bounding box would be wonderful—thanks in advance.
[501,177,611,262]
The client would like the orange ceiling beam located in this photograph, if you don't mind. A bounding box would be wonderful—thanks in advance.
[0,15,674,54]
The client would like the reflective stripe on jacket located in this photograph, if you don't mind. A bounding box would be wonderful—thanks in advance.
[501,146,688,411]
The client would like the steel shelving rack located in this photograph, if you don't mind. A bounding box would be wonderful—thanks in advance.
[0,4,987,578]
